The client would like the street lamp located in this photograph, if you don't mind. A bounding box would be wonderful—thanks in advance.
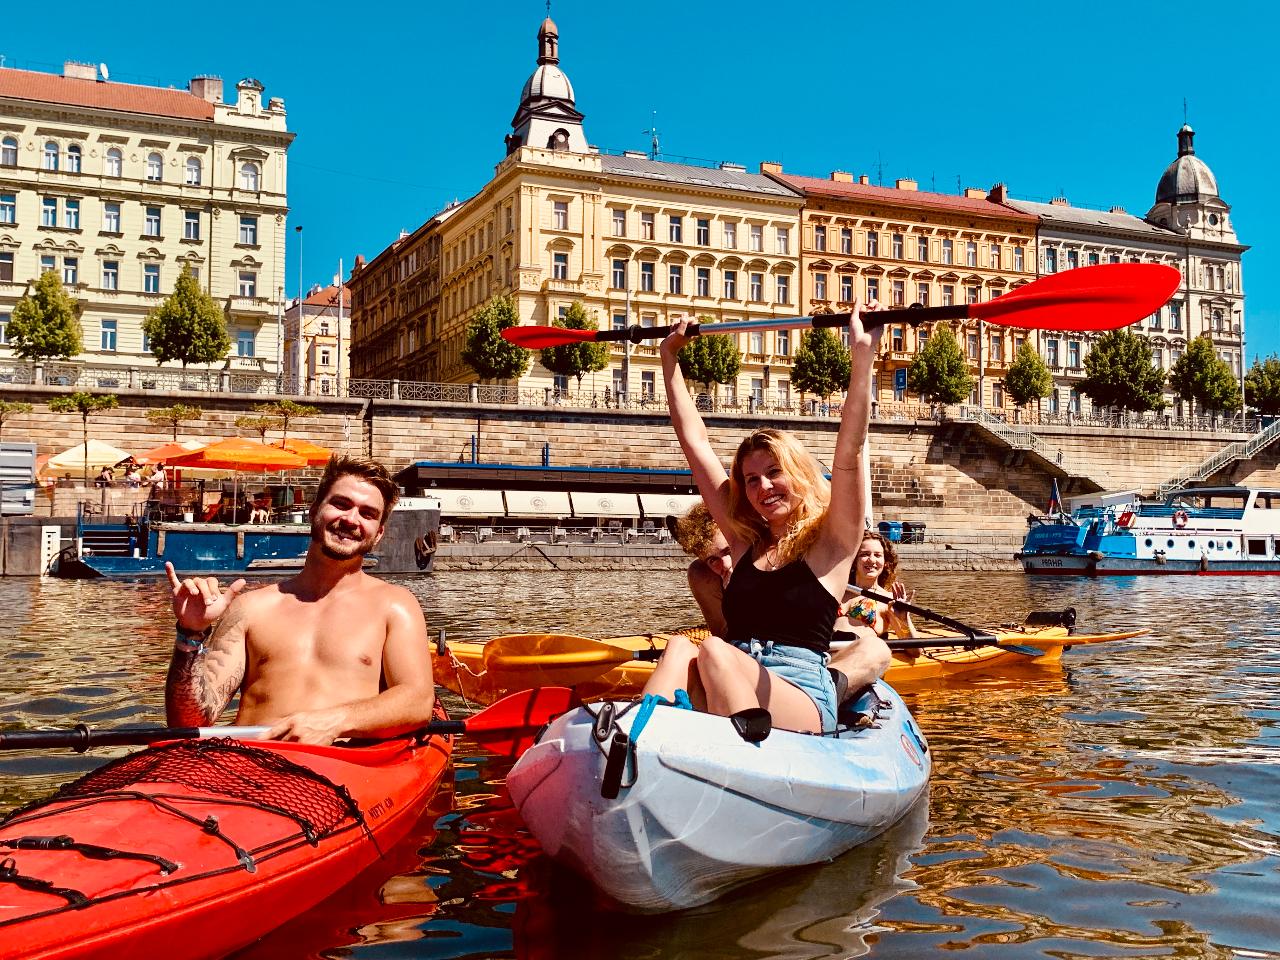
[294,225,303,395]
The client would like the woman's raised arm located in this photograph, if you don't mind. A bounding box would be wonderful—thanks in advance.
[660,322,736,539]
[809,302,882,586]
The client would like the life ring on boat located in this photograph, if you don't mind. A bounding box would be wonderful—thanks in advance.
[1172,509,1190,529]
[1117,510,1135,528]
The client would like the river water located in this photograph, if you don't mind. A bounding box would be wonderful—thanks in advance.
[1,572,1277,959]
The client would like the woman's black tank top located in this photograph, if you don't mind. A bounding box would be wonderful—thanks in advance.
[722,552,839,654]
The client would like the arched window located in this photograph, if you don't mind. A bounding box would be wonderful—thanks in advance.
[146,152,163,182]
[43,141,59,171]
[239,161,260,191]
[184,156,202,186]
[0,137,16,167]
[66,144,82,173]
[105,148,122,177]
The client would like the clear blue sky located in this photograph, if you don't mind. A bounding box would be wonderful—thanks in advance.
[6,1,1276,358]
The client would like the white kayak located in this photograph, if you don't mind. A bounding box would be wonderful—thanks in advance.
[506,681,931,912]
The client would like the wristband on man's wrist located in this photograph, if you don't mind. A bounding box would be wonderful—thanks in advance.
[175,623,213,653]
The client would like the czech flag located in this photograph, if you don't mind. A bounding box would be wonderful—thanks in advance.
[1048,478,1062,515]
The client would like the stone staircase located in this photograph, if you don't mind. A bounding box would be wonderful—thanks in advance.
[1155,418,1280,498]
[952,406,1112,492]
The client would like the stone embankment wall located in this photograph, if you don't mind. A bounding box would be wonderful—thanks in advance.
[1,384,1265,544]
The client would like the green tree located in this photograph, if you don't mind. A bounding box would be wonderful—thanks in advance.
[146,403,203,442]
[538,301,609,388]
[461,295,530,382]
[0,400,33,442]
[142,268,231,368]
[790,328,851,401]
[1245,355,1280,417]
[677,320,741,399]
[235,414,280,442]
[255,399,318,442]
[48,392,119,484]
[1169,335,1242,416]
[908,325,973,405]
[1077,329,1167,414]
[1003,340,1054,415]
[7,271,82,362]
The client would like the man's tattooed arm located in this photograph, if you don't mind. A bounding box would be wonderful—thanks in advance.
[165,602,248,725]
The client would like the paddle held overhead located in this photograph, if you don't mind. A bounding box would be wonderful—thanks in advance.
[501,262,1182,349]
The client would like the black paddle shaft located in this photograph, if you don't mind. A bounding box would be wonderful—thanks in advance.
[601,304,970,344]
[855,586,998,643]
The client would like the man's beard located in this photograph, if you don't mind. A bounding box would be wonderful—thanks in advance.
[313,518,378,561]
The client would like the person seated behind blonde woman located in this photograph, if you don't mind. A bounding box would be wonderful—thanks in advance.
[827,530,914,701]
[672,502,734,638]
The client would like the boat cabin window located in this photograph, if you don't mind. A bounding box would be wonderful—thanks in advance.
[1248,539,1268,557]
[1254,494,1275,509]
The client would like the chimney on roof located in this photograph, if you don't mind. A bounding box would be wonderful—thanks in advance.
[988,183,1009,203]
[189,76,223,103]
[859,175,870,185]
[759,161,783,174]
[895,178,918,191]
[1109,205,1127,214]
[964,187,986,199]
[830,170,853,183]
[1050,196,1070,206]
[63,61,97,81]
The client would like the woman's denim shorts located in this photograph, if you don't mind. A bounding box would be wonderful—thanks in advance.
[731,638,837,732]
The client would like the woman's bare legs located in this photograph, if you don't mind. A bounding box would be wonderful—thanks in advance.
[696,637,821,733]
[640,634,707,710]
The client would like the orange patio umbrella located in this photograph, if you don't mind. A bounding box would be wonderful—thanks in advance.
[272,437,332,467]
[166,437,308,472]
[136,440,206,464]
[166,438,308,524]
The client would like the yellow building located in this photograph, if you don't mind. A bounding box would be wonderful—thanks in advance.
[0,62,292,385]
[764,168,1039,409]
[352,17,803,406]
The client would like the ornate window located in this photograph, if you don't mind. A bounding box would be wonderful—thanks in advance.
[105,148,122,177]
[43,142,59,170]
[66,145,82,173]
[185,156,202,185]
[239,162,260,191]
[146,153,163,182]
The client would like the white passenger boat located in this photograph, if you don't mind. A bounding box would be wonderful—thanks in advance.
[506,682,931,913]
[1019,485,1280,575]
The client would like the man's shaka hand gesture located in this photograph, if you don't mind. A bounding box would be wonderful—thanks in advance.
[166,561,247,633]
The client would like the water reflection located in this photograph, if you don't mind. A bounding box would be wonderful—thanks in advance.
[1,573,1279,958]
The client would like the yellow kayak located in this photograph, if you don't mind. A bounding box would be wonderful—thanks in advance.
[432,621,1148,705]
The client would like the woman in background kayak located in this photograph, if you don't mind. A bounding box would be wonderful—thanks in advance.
[642,304,881,733]
[828,531,913,701]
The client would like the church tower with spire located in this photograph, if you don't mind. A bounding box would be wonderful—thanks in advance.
[505,14,590,155]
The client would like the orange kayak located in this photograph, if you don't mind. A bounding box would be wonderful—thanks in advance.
[433,623,1147,705]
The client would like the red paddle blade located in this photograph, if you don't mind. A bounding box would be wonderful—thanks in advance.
[461,685,578,757]
[502,326,598,348]
[973,263,1180,331]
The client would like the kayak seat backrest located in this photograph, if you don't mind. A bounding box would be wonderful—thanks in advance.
[1,738,365,840]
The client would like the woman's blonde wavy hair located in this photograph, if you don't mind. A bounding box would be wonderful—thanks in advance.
[726,429,830,566]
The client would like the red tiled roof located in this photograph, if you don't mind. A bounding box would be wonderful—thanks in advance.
[768,172,1038,221]
[303,284,351,308]
[0,67,214,121]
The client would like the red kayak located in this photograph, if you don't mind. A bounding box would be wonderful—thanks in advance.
[0,713,453,960]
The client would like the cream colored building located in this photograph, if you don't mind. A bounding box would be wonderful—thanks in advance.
[1007,125,1248,418]
[284,283,350,395]
[0,62,292,384]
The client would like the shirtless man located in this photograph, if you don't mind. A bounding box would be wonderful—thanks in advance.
[165,455,435,746]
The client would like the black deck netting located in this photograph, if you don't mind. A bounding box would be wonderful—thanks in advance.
[1,738,363,838]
